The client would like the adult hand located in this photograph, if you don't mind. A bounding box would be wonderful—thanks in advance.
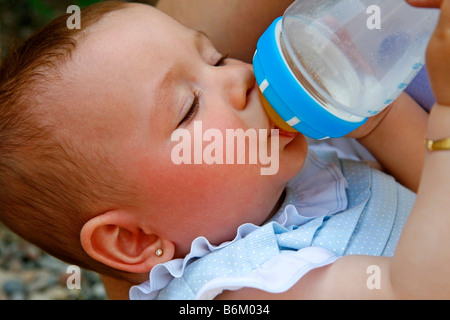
[408,0,450,106]
[407,0,443,8]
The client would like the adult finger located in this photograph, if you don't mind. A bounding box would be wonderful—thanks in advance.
[426,0,450,105]
[406,0,443,8]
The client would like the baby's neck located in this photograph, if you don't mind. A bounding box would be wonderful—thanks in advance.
[262,189,286,224]
[100,274,138,300]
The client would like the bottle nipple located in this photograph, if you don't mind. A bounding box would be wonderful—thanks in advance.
[258,90,298,133]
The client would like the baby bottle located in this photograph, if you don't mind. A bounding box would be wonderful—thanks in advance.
[253,0,439,139]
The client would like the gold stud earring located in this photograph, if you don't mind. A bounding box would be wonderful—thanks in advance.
[155,249,163,257]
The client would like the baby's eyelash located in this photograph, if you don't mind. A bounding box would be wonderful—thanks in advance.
[214,53,229,67]
[178,92,200,127]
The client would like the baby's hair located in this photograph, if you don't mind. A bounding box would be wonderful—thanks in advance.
[0,1,137,277]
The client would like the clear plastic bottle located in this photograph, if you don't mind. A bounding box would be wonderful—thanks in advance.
[253,0,439,139]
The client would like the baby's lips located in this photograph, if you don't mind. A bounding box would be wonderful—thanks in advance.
[268,122,299,151]
[269,121,299,139]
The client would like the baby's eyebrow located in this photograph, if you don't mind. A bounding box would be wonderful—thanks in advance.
[155,66,177,119]
[195,30,210,42]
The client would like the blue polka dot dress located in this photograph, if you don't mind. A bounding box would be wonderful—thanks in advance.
[130,149,416,300]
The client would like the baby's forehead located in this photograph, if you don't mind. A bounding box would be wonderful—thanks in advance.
[53,3,194,126]
[73,5,166,64]
[83,3,165,40]
[70,4,193,85]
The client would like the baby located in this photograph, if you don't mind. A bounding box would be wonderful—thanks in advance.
[0,0,448,300]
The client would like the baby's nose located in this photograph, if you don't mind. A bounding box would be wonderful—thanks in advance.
[225,63,255,111]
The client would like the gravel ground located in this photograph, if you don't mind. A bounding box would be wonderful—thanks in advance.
[0,222,107,300]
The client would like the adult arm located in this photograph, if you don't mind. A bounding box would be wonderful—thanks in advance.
[155,0,294,62]
[355,92,427,192]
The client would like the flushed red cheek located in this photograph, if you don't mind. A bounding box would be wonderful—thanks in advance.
[136,158,217,204]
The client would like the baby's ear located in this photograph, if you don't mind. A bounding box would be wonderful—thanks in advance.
[80,210,175,273]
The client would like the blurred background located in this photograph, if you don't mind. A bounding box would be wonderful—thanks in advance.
[0,0,156,300]
[0,0,157,58]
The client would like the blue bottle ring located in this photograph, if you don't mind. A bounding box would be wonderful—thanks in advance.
[253,17,367,139]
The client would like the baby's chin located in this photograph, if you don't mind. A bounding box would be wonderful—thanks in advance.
[279,133,308,176]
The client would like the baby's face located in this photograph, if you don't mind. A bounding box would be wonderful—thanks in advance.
[58,4,307,256]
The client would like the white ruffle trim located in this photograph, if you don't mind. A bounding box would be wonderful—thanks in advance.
[196,247,338,299]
